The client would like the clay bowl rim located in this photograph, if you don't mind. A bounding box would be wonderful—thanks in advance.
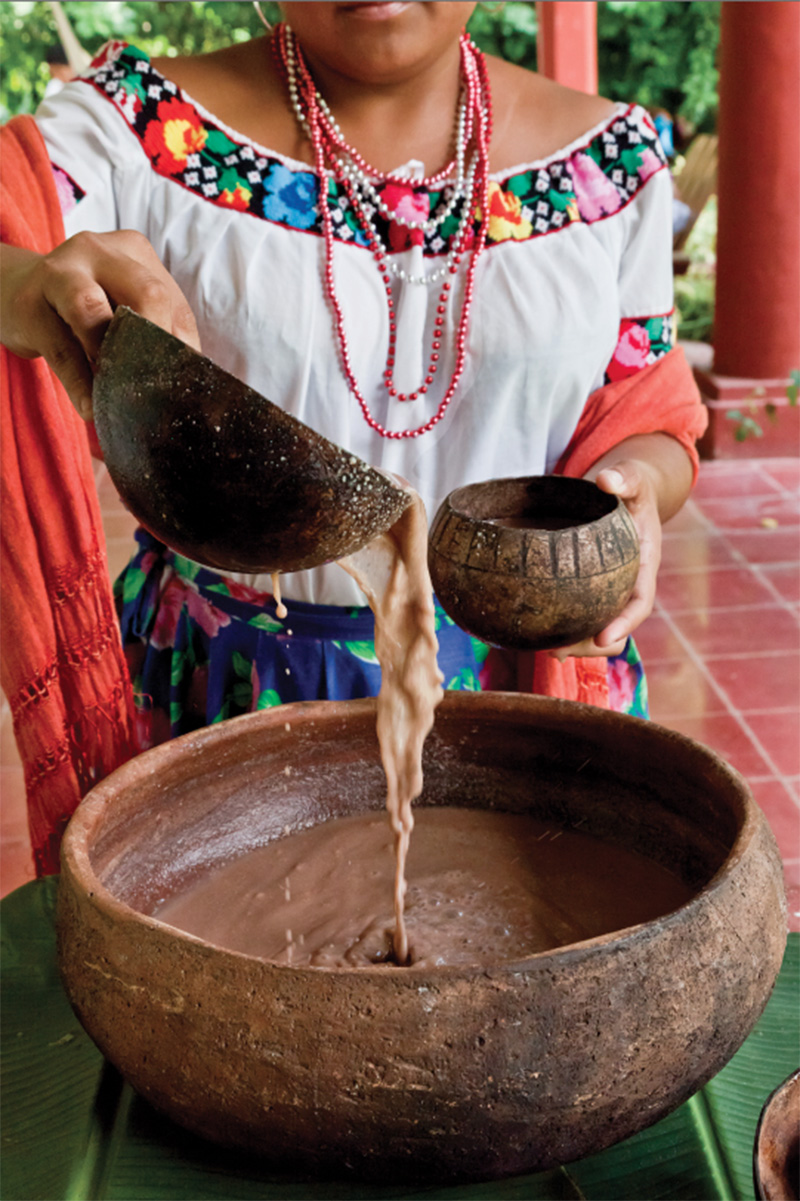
[59,693,761,981]
[437,475,635,547]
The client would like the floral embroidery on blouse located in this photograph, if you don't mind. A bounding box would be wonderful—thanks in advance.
[604,313,675,385]
[82,41,667,251]
[51,163,85,215]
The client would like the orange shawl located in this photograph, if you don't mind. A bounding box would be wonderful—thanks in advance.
[0,116,139,876]
[481,347,708,706]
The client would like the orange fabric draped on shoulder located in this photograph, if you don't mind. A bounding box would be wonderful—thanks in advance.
[482,346,708,708]
[0,116,139,875]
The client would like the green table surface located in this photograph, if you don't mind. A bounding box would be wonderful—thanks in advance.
[1,878,797,1201]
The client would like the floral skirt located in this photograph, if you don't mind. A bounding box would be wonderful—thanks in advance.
[115,530,648,750]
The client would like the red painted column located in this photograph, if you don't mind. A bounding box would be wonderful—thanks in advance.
[713,1,800,380]
[535,1,597,95]
[695,1,800,456]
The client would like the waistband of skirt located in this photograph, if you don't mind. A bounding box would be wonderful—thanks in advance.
[135,528,379,640]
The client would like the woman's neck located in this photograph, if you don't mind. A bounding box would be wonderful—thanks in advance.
[293,34,464,176]
[153,36,618,177]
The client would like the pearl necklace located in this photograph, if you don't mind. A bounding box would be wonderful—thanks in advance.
[274,23,493,439]
[311,86,472,237]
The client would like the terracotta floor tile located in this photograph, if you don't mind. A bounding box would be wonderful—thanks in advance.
[0,803,30,847]
[101,511,139,543]
[725,528,800,565]
[784,877,800,932]
[691,463,782,500]
[0,710,21,767]
[655,566,777,612]
[749,779,800,864]
[659,533,740,572]
[94,463,123,501]
[661,501,712,535]
[105,537,136,583]
[0,837,35,897]
[632,615,687,663]
[646,659,724,721]
[653,712,774,779]
[704,651,799,712]
[760,564,800,604]
[761,460,800,493]
[744,711,800,778]
[671,605,800,657]
[1,762,35,899]
[696,495,800,531]
[1,765,28,831]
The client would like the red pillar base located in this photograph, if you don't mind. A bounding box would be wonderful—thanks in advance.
[694,369,800,460]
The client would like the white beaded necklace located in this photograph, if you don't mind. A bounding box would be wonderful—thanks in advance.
[274,22,493,439]
[281,24,476,276]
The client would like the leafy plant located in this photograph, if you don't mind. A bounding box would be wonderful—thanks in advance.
[674,271,715,344]
[597,1,720,131]
[468,2,538,65]
[726,371,800,442]
[0,1,274,119]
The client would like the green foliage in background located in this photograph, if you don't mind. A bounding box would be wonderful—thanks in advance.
[0,1,272,119]
[673,196,717,344]
[1,1,719,128]
[598,1,719,131]
[467,1,539,64]
[674,271,715,344]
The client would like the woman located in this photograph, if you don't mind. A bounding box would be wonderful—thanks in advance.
[1,3,706,839]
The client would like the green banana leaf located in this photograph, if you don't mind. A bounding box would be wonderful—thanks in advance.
[2,878,797,1201]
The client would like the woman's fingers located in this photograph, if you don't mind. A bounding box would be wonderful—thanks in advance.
[548,628,629,661]
[41,230,201,358]
[97,230,201,351]
[550,460,662,661]
[38,305,97,418]
[2,231,200,418]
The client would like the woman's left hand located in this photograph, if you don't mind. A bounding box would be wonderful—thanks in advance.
[548,458,663,662]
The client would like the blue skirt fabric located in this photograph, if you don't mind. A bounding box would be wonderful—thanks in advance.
[114,529,486,748]
[115,529,647,749]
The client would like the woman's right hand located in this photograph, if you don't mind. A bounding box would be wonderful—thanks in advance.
[0,230,201,419]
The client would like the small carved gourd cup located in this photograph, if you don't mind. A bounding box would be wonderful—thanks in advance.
[428,475,640,651]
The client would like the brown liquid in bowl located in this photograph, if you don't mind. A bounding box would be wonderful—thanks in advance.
[154,808,692,969]
[488,515,577,530]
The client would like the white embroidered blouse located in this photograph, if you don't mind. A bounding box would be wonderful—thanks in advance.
[36,41,674,607]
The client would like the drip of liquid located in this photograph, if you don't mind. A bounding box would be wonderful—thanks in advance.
[271,571,288,619]
[339,487,444,964]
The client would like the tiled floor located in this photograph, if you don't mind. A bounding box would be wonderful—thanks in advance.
[2,458,799,928]
[636,457,800,929]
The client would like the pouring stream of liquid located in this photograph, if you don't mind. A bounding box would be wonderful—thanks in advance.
[339,487,444,964]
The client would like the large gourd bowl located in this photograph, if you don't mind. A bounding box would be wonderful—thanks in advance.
[56,692,787,1186]
[92,307,411,574]
[428,476,640,650]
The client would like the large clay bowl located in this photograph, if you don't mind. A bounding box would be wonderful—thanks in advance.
[428,476,640,649]
[755,1070,800,1200]
[92,307,411,573]
[57,693,786,1185]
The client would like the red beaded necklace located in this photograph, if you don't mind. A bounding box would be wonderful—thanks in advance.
[274,23,493,440]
